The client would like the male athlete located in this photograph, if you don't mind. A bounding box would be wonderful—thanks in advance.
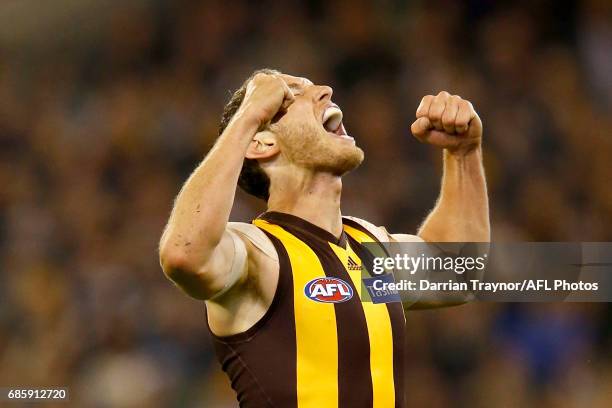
[159,69,489,407]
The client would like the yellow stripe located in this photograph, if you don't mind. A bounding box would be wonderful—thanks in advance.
[254,220,338,408]
[342,224,375,244]
[340,226,395,408]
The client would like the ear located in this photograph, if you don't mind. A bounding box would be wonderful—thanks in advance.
[245,130,280,160]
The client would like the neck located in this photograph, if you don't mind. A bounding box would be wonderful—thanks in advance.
[267,166,343,238]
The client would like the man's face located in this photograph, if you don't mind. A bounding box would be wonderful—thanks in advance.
[269,74,364,176]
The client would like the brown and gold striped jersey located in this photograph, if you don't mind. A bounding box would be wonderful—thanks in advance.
[208,212,406,407]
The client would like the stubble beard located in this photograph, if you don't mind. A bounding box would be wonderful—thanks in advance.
[275,122,364,176]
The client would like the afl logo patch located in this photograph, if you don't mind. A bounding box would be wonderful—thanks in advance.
[304,277,353,303]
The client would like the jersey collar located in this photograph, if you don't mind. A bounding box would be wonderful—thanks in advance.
[257,211,348,247]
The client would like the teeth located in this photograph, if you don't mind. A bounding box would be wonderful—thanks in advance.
[322,107,343,131]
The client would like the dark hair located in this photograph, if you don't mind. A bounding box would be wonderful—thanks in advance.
[219,68,281,201]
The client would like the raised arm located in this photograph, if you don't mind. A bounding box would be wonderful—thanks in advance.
[159,73,293,299]
[411,91,490,243]
[392,92,489,310]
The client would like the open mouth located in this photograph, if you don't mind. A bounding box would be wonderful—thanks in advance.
[322,105,353,141]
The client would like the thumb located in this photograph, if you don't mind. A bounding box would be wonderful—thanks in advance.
[280,83,295,111]
[411,116,433,140]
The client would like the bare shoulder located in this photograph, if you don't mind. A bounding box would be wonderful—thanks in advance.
[228,222,278,261]
[206,222,280,337]
[226,222,279,294]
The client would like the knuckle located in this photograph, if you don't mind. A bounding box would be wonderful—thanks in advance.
[442,111,454,124]
[416,96,433,115]
[253,73,267,82]
[429,102,444,117]
[437,90,450,98]
[445,101,458,112]
[419,95,433,106]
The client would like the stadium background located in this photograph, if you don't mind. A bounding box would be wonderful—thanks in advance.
[1,0,611,406]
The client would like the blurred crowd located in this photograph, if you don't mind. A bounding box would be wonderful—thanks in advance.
[1,0,611,406]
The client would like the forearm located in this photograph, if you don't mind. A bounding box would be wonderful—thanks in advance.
[418,147,490,242]
[160,111,258,262]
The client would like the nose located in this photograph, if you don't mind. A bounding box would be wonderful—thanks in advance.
[314,85,333,102]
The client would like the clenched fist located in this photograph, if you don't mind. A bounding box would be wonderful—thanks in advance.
[240,73,295,128]
[411,91,482,154]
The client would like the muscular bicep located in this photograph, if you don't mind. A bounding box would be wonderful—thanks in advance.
[162,228,248,300]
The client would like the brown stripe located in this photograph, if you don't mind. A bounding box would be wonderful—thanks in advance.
[324,253,374,408]
[389,304,406,408]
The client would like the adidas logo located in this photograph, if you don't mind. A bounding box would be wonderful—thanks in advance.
[347,257,361,271]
